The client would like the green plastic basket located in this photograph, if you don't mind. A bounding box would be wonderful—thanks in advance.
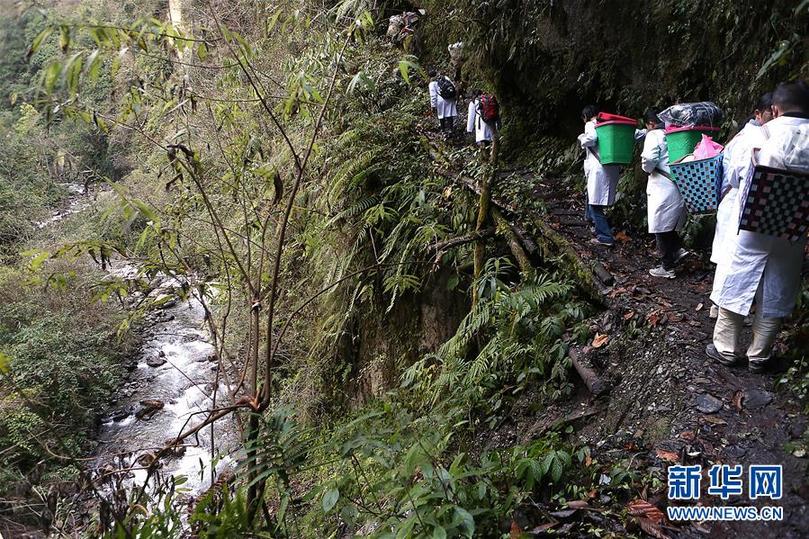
[595,121,636,165]
[665,126,720,163]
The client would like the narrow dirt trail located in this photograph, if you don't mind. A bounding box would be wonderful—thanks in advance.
[423,121,809,537]
[532,179,809,537]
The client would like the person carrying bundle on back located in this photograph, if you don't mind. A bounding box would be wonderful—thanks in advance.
[434,72,458,136]
[708,92,773,318]
[466,89,499,147]
[641,109,689,278]
[707,81,809,373]
[578,105,620,247]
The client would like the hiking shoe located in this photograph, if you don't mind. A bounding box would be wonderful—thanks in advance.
[674,248,691,264]
[649,266,676,279]
[749,359,771,374]
[590,238,615,247]
[706,344,741,367]
[709,304,719,319]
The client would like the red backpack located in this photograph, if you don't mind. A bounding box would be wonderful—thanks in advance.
[478,94,499,124]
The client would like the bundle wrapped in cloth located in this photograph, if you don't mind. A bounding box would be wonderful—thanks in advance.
[658,102,723,128]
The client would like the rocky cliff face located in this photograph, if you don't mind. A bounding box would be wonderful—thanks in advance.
[421,0,808,139]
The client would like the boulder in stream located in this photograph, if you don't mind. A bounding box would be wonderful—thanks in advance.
[136,399,164,420]
[146,350,167,368]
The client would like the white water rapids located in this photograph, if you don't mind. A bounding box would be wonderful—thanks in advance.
[94,268,238,496]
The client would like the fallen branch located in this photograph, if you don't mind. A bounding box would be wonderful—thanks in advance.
[431,227,496,253]
[569,347,610,396]
[492,210,533,275]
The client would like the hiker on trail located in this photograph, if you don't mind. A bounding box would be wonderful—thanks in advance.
[641,109,688,278]
[428,69,439,121]
[466,89,498,146]
[707,81,809,372]
[578,105,620,247]
[434,73,458,135]
[709,93,774,318]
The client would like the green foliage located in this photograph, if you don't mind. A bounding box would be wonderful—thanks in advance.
[0,262,130,486]
[0,106,65,251]
[404,258,586,417]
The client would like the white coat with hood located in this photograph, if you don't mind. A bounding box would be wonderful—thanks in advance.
[711,120,766,265]
[641,128,685,233]
[711,115,809,318]
[578,120,620,206]
[434,77,458,120]
[466,99,495,143]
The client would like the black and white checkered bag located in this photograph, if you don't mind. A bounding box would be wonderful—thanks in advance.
[739,165,809,242]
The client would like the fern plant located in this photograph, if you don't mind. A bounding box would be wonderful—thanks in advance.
[403,257,585,413]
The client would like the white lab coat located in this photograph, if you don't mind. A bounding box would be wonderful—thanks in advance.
[466,100,495,143]
[711,115,809,318]
[711,120,765,265]
[578,120,620,206]
[641,128,685,233]
[434,78,457,120]
[428,80,438,110]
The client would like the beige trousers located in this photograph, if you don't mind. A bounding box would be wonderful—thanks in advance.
[713,307,782,364]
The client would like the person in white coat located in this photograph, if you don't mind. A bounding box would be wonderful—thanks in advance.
[466,89,496,146]
[428,69,439,126]
[707,81,809,372]
[434,74,458,135]
[709,93,773,317]
[578,105,621,246]
[640,109,688,278]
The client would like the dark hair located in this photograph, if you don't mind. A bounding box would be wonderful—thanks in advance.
[581,105,598,121]
[428,69,437,78]
[772,81,809,114]
[643,108,661,126]
[471,88,483,98]
[754,92,773,113]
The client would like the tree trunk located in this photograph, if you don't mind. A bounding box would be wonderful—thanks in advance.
[472,137,499,305]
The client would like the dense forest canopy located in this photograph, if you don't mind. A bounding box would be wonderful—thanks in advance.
[0,0,807,537]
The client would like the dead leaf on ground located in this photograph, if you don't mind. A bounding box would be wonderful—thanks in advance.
[623,310,636,320]
[627,498,665,524]
[628,499,670,538]
[567,500,589,509]
[608,286,628,298]
[701,415,727,426]
[647,310,661,327]
[732,390,744,412]
[655,449,679,463]
[614,230,631,243]
[509,520,522,538]
[680,431,696,441]
[592,333,609,348]
[627,499,665,522]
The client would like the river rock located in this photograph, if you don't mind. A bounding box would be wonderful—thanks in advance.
[136,399,164,420]
[695,393,723,414]
[147,350,167,368]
